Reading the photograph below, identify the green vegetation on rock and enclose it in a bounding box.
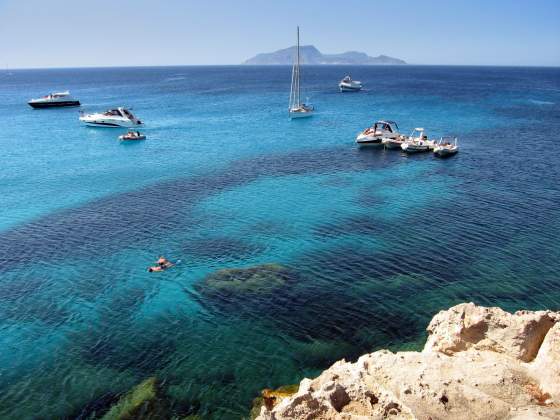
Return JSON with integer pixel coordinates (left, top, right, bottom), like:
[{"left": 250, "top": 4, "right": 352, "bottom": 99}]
[
  {"left": 101, "top": 377, "right": 158, "bottom": 420},
  {"left": 198, "top": 263, "right": 296, "bottom": 297},
  {"left": 250, "top": 383, "right": 300, "bottom": 419}
]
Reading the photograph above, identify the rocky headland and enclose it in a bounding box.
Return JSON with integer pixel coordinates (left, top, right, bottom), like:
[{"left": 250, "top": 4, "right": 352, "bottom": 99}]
[{"left": 255, "top": 303, "right": 560, "bottom": 419}]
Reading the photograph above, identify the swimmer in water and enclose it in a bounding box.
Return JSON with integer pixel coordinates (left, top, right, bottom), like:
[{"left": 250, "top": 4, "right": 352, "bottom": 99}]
[{"left": 148, "top": 256, "right": 174, "bottom": 272}]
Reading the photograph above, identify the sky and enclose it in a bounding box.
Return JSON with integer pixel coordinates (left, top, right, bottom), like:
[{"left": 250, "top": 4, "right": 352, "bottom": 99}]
[{"left": 0, "top": 0, "right": 559, "bottom": 68}]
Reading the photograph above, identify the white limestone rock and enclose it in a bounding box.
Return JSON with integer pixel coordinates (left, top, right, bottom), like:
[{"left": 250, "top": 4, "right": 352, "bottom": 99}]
[{"left": 256, "top": 303, "right": 560, "bottom": 420}]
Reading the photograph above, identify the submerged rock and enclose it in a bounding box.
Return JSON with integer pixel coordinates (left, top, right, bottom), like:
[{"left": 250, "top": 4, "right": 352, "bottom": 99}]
[
  {"left": 256, "top": 303, "right": 560, "bottom": 420},
  {"left": 196, "top": 263, "right": 297, "bottom": 299},
  {"left": 101, "top": 377, "right": 165, "bottom": 420}
]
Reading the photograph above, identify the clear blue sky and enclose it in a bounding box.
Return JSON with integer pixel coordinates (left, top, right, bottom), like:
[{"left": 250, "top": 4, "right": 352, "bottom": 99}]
[{"left": 1, "top": 0, "right": 559, "bottom": 68}]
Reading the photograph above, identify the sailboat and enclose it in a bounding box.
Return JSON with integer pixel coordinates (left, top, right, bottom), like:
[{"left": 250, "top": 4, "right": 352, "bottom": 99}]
[{"left": 289, "top": 26, "right": 314, "bottom": 119}]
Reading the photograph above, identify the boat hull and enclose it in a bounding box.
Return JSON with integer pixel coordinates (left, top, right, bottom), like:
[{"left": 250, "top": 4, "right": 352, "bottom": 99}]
[
  {"left": 356, "top": 132, "right": 383, "bottom": 145},
  {"left": 434, "top": 148, "right": 458, "bottom": 157},
  {"left": 382, "top": 140, "right": 404, "bottom": 149},
  {"left": 401, "top": 143, "right": 430, "bottom": 153},
  {"left": 119, "top": 135, "right": 146, "bottom": 141},
  {"left": 289, "top": 111, "right": 313, "bottom": 119},
  {"left": 28, "top": 101, "right": 80, "bottom": 109},
  {"left": 356, "top": 137, "right": 382, "bottom": 145},
  {"left": 339, "top": 85, "right": 362, "bottom": 92},
  {"left": 80, "top": 118, "right": 142, "bottom": 128}
]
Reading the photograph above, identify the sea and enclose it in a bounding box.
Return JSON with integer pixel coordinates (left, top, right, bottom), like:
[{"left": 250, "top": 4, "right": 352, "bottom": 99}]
[{"left": 0, "top": 65, "right": 559, "bottom": 419}]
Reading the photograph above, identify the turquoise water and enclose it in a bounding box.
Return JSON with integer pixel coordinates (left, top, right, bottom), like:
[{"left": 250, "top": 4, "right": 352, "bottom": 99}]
[{"left": 0, "top": 65, "right": 559, "bottom": 418}]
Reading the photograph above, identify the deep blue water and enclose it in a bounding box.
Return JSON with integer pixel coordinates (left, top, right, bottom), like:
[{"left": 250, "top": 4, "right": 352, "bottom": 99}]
[{"left": 0, "top": 65, "right": 559, "bottom": 419}]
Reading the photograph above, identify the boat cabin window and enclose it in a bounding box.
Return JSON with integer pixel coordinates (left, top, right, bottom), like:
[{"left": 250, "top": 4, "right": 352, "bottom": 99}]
[{"left": 375, "top": 123, "right": 392, "bottom": 132}]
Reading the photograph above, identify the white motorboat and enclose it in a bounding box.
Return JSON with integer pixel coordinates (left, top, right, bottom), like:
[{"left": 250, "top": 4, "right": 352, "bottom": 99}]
[
  {"left": 401, "top": 128, "right": 432, "bottom": 153},
  {"left": 356, "top": 120, "right": 399, "bottom": 145},
  {"left": 119, "top": 130, "right": 146, "bottom": 141},
  {"left": 401, "top": 128, "right": 439, "bottom": 153},
  {"left": 339, "top": 75, "right": 362, "bottom": 92},
  {"left": 28, "top": 91, "right": 80, "bottom": 108},
  {"left": 80, "top": 107, "right": 143, "bottom": 127},
  {"left": 433, "top": 137, "right": 459, "bottom": 157},
  {"left": 289, "top": 26, "right": 313, "bottom": 119}
]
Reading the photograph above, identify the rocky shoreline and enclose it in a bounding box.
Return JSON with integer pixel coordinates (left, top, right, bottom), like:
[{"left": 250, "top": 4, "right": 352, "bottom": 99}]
[{"left": 255, "top": 303, "right": 560, "bottom": 419}]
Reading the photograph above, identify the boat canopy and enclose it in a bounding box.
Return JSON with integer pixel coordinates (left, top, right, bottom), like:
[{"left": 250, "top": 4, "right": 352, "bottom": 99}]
[{"left": 376, "top": 120, "right": 399, "bottom": 130}]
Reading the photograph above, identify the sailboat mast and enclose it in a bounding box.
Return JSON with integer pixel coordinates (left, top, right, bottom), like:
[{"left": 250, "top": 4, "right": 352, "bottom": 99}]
[{"left": 296, "top": 26, "right": 301, "bottom": 106}]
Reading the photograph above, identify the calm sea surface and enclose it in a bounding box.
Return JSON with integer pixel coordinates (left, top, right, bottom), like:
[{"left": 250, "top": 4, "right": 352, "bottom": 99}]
[{"left": 0, "top": 65, "right": 559, "bottom": 419}]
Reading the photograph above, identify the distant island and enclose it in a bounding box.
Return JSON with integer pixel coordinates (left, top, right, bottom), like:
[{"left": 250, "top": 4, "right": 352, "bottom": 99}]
[{"left": 243, "top": 45, "right": 406, "bottom": 65}]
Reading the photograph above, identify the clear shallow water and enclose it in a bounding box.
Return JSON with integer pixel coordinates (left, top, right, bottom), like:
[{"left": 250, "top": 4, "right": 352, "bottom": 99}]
[{"left": 0, "top": 65, "right": 559, "bottom": 419}]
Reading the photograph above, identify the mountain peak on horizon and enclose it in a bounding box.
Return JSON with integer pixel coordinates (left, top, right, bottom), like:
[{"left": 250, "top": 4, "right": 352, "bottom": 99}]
[{"left": 243, "top": 45, "right": 406, "bottom": 65}]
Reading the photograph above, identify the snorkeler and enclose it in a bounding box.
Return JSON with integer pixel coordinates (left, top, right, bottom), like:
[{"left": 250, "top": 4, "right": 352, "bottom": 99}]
[{"left": 148, "top": 256, "right": 174, "bottom": 272}]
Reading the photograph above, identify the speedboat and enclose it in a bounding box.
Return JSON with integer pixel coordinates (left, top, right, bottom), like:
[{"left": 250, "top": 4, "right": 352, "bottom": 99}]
[
  {"left": 433, "top": 137, "right": 459, "bottom": 157},
  {"left": 119, "top": 130, "right": 146, "bottom": 141},
  {"left": 28, "top": 91, "right": 80, "bottom": 108},
  {"left": 356, "top": 120, "right": 400, "bottom": 145},
  {"left": 401, "top": 128, "right": 432, "bottom": 153},
  {"left": 339, "top": 75, "right": 362, "bottom": 92},
  {"left": 79, "top": 107, "right": 143, "bottom": 127}
]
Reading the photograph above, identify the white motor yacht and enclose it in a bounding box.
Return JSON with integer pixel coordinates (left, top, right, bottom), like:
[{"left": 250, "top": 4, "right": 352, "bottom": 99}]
[
  {"left": 28, "top": 91, "right": 80, "bottom": 108},
  {"left": 433, "top": 137, "right": 459, "bottom": 157},
  {"left": 79, "top": 107, "right": 143, "bottom": 127},
  {"left": 356, "top": 120, "right": 399, "bottom": 145},
  {"left": 401, "top": 128, "right": 433, "bottom": 153},
  {"left": 339, "top": 75, "right": 362, "bottom": 92},
  {"left": 289, "top": 27, "right": 314, "bottom": 119}
]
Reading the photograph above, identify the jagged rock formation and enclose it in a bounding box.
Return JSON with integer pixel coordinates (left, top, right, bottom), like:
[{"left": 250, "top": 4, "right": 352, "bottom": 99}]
[
  {"left": 243, "top": 45, "right": 406, "bottom": 65},
  {"left": 256, "top": 303, "right": 560, "bottom": 419}
]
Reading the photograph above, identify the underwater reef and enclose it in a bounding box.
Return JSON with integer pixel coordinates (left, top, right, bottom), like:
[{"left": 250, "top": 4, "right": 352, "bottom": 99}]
[{"left": 195, "top": 263, "right": 297, "bottom": 298}]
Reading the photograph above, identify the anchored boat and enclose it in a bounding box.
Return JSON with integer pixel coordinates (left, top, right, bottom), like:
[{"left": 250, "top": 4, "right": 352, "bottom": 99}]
[
  {"left": 433, "top": 137, "right": 459, "bottom": 157},
  {"left": 80, "top": 107, "right": 143, "bottom": 127},
  {"left": 119, "top": 130, "right": 146, "bottom": 141},
  {"left": 339, "top": 75, "right": 362, "bottom": 92},
  {"left": 356, "top": 120, "right": 400, "bottom": 145},
  {"left": 28, "top": 91, "right": 80, "bottom": 108},
  {"left": 401, "top": 128, "right": 433, "bottom": 153},
  {"left": 289, "top": 26, "right": 313, "bottom": 119}
]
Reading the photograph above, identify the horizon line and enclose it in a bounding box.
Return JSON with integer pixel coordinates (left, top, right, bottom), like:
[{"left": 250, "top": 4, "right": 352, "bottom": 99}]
[{"left": 4, "top": 63, "right": 560, "bottom": 71}]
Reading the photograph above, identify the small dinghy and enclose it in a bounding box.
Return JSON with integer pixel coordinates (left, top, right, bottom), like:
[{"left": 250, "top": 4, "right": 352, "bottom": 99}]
[
  {"left": 433, "top": 137, "right": 459, "bottom": 157},
  {"left": 119, "top": 130, "right": 146, "bottom": 141}
]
